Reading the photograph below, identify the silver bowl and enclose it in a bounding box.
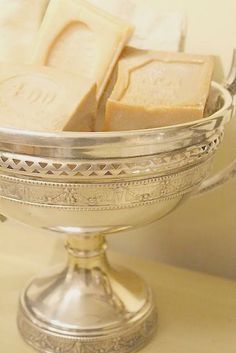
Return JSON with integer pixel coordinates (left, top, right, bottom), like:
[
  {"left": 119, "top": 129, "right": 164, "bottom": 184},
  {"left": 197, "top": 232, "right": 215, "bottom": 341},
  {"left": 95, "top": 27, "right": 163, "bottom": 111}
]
[{"left": 0, "top": 53, "right": 236, "bottom": 353}]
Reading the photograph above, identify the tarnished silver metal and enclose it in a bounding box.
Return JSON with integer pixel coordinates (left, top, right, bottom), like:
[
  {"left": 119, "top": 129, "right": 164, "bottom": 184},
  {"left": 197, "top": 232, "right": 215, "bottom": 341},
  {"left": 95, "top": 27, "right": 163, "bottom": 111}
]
[{"left": 0, "top": 80, "right": 235, "bottom": 353}]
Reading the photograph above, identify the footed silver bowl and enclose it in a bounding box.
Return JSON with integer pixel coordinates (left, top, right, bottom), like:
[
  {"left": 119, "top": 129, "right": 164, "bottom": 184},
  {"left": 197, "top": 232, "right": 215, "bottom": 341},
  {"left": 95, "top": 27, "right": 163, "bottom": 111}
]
[{"left": 0, "top": 52, "right": 236, "bottom": 353}]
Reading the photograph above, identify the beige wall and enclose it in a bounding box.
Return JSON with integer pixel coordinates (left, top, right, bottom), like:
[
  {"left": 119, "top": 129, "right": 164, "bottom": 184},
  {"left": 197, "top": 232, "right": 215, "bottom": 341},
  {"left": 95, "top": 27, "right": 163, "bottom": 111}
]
[{"left": 109, "top": 0, "right": 236, "bottom": 279}]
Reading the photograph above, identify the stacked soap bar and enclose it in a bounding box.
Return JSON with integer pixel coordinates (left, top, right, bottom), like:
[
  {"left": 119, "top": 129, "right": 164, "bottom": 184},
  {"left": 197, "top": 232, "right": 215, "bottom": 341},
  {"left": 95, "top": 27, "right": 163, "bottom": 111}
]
[
  {"left": 0, "top": 0, "right": 49, "bottom": 64},
  {"left": 89, "top": 0, "right": 185, "bottom": 52},
  {"left": 0, "top": 0, "right": 133, "bottom": 132},
  {"left": 0, "top": 64, "right": 96, "bottom": 131},
  {"left": 31, "top": 0, "right": 133, "bottom": 100},
  {"left": 0, "top": 0, "right": 214, "bottom": 133},
  {"left": 104, "top": 49, "right": 214, "bottom": 131}
]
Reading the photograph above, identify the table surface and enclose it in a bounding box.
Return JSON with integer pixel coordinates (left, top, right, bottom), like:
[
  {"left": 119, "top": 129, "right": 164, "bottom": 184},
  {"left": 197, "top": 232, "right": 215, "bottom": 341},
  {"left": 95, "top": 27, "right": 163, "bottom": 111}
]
[{"left": 0, "top": 219, "right": 236, "bottom": 352}]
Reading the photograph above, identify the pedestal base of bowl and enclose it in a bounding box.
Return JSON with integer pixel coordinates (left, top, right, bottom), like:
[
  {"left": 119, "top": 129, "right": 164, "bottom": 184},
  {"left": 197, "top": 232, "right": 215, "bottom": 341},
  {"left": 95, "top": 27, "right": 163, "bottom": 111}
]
[{"left": 17, "top": 235, "right": 157, "bottom": 353}]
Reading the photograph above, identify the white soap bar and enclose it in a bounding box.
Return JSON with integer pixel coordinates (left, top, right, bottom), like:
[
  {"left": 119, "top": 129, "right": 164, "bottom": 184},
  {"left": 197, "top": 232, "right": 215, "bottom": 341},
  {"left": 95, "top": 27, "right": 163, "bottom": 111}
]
[
  {"left": 131, "top": 7, "right": 185, "bottom": 51},
  {"left": 89, "top": 0, "right": 185, "bottom": 51},
  {"left": 0, "top": 64, "right": 96, "bottom": 132},
  {"left": 0, "top": 0, "right": 49, "bottom": 64},
  {"left": 32, "top": 0, "right": 133, "bottom": 100}
]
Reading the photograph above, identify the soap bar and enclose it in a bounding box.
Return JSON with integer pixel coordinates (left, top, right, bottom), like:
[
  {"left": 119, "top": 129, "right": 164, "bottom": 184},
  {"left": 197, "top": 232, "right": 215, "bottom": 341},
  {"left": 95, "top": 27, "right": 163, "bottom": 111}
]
[
  {"left": 89, "top": 0, "right": 135, "bottom": 22},
  {"left": 95, "top": 65, "right": 118, "bottom": 131},
  {"left": 0, "top": 0, "right": 49, "bottom": 64},
  {"left": 130, "top": 8, "right": 185, "bottom": 52},
  {"left": 104, "top": 50, "right": 214, "bottom": 131},
  {"left": 89, "top": 0, "right": 184, "bottom": 51},
  {"left": 31, "top": 0, "right": 133, "bottom": 100},
  {"left": 0, "top": 64, "right": 96, "bottom": 132}
]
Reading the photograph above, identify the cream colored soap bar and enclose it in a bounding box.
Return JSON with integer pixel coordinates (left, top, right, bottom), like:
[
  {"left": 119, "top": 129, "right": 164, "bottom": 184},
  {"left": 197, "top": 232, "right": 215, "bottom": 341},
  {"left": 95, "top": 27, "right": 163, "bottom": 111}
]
[
  {"left": 0, "top": 0, "right": 49, "bottom": 64},
  {"left": 104, "top": 50, "right": 214, "bottom": 131},
  {"left": 31, "top": 0, "right": 133, "bottom": 100},
  {"left": 0, "top": 64, "right": 96, "bottom": 132}
]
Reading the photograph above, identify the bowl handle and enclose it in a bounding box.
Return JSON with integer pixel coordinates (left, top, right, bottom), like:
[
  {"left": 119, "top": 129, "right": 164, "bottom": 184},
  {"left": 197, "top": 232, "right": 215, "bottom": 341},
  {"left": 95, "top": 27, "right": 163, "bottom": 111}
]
[
  {"left": 196, "top": 49, "right": 236, "bottom": 195},
  {"left": 0, "top": 214, "right": 7, "bottom": 223}
]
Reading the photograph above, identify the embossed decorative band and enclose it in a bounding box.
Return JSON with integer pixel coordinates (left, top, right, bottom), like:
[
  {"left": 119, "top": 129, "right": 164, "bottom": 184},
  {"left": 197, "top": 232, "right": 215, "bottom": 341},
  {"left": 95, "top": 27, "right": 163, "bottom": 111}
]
[
  {"left": 0, "top": 159, "right": 212, "bottom": 210},
  {"left": 17, "top": 304, "right": 157, "bottom": 353},
  {"left": 0, "top": 132, "right": 222, "bottom": 179}
]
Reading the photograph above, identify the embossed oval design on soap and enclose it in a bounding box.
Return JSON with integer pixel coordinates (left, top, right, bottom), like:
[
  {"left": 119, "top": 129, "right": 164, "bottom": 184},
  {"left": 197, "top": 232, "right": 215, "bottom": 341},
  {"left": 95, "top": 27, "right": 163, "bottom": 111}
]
[
  {"left": 0, "top": 74, "right": 65, "bottom": 118},
  {"left": 47, "top": 22, "right": 97, "bottom": 79}
]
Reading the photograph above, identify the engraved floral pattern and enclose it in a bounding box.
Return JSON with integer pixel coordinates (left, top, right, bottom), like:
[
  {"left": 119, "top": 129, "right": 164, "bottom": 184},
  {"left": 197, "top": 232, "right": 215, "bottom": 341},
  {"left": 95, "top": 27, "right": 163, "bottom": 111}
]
[
  {"left": 17, "top": 308, "right": 157, "bottom": 353},
  {"left": 0, "top": 159, "right": 212, "bottom": 210}
]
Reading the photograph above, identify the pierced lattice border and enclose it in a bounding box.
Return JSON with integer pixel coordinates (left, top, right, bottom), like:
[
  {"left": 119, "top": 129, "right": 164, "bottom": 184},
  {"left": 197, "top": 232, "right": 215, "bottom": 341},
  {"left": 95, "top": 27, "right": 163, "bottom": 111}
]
[{"left": 0, "top": 133, "right": 223, "bottom": 179}]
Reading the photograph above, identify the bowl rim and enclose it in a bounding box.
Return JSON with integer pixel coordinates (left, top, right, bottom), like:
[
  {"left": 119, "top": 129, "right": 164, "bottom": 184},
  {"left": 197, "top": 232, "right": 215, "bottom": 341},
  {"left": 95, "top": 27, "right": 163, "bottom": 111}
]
[{"left": 0, "top": 81, "right": 232, "bottom": 147}]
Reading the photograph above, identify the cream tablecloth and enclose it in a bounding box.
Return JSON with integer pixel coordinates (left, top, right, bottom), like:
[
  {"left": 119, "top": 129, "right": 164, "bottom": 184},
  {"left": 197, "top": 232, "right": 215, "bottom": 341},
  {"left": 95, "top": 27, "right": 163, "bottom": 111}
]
[{"left": 0, "top": 219, "right": 236, "bottom": 352}]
